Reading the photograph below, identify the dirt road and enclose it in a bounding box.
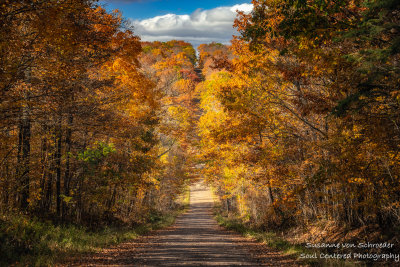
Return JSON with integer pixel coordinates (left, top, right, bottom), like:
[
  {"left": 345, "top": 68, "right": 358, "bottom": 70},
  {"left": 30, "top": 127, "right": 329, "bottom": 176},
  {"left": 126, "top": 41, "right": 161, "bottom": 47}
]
[{"left": 75, "top": 181, "right": 298, "bottom": 266}]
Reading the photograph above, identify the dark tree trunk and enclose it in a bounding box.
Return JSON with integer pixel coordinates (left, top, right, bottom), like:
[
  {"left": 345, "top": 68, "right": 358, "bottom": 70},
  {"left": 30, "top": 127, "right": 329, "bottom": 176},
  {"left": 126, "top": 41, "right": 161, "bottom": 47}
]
[
  {"left": 62, "top": 114, "right": 73, "bottom": 220},
  {"left": 39, "top": 127, "right": 48, "bottom": 212},
  {"left": 44, "top": 151, "right": 54, "bottom": 212},
  {"left": 17, "top": 102, "right": 31, "bottom": 210},
  {"left": 55, "top": 119, "right": 62, "bottom": 218},
  {"left": 267, "top": 183, "right": 274, "bottom": 205}
]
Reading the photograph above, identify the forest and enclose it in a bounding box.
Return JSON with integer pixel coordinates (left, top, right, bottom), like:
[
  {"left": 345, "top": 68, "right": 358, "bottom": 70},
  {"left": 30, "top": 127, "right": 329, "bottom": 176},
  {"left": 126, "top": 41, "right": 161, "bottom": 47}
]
[
  {"left": 200, "top": 0, "right": 400, "bottom": 230},
  {"left": 1, "top": 0, "right": 399, "bottom": 265}
]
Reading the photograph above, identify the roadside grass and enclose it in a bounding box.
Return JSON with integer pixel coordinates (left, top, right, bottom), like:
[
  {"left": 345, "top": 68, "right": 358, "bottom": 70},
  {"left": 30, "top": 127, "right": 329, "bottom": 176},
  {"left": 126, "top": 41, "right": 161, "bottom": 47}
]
[
  {"left": 0, "top": 186, "right": 190, "bottom": 267},
  {"left": 213, "top": 211, "right": 318, "bottom": 265},
  {"left": 177, "top": 182, "right": 191, "bottom": 211},
  {"left": 213, "top": 206, "right": 366, "bottom": 267}
]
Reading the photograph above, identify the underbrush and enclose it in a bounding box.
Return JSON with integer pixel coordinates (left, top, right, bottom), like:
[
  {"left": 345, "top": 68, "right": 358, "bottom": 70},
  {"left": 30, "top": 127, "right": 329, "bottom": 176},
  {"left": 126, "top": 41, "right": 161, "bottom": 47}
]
[
  {"left": 213, "top": 210, "right": 319, "bottom": 266},
  {"left": 0, "top": 189, "right": 190, "bottom": 267},
  {"left": 213, "top": 207, "right": 380, "bottom": 266}
]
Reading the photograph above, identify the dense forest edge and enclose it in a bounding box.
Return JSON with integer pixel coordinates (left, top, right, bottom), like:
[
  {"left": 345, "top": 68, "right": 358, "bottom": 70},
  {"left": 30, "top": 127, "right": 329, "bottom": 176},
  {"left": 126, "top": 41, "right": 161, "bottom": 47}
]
[{"left": 1, "top": 0, "right": 400, "bottom": 265}]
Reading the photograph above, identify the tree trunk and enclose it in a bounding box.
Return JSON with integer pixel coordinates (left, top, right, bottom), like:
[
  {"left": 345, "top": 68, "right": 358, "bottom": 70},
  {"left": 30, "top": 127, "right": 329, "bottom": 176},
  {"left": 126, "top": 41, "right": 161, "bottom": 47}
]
[
  {"left": 266, "top": 182, "right": 274, "bottom": 205},
  {"left": 16, "top": 98, "right": 31, "bottom": 210},
  {"left": 39, "top": 127, "right": 48, "bottom": 212},
  {"left": 55, "top": 119, "right": 62, "bottom": 218},
  {"left": 62, "top": 114, "right": 73, "bottom": 220}
]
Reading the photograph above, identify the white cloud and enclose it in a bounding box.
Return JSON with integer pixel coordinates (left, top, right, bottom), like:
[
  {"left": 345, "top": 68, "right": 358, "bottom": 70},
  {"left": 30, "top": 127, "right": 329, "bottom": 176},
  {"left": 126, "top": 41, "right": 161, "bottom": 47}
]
[{"left": 129, "top": 3, "right": 253, "bottom": 48}]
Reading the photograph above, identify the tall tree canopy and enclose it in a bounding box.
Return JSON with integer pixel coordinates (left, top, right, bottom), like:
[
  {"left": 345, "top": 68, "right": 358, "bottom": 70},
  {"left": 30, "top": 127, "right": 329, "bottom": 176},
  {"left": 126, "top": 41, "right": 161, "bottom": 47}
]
[{"left": 197, "top": 0, "right": 400, "bottom": 229}]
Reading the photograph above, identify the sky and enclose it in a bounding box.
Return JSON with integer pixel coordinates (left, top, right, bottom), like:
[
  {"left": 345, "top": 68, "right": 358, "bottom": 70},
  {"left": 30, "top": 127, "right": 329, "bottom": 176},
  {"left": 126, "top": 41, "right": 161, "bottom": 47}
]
[{"left": 101, "top": 0, "right": 253, "bottom": 48}]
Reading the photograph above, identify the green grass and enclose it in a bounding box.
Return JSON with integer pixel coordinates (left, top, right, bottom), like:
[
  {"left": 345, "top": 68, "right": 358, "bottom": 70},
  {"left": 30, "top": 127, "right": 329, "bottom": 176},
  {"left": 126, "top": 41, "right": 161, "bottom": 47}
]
[
  {"left": 0, "top": 189, "right": 190, "bottom": 267},
  {"left": 0, "top": 212, "right": 179, "bottom": 266}
]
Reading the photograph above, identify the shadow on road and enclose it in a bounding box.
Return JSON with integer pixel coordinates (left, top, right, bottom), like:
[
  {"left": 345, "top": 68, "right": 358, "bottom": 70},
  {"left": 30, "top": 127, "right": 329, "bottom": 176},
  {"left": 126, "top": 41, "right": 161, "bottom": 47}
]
[{"left": 72, "top": 181, "right": 299, "bottom": 266}]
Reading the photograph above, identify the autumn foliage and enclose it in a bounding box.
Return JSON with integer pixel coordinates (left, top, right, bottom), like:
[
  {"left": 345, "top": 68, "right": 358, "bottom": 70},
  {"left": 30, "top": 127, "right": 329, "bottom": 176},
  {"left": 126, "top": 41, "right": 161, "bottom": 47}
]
[
  {"left": 0, "top": 1, "right": 194, "bottom": 228},
  {"left": 1, "top": 0, "right": 399, "bottom": 263},
  {"left": 197, "top": 0, "right": 400, "bottom": 232}
]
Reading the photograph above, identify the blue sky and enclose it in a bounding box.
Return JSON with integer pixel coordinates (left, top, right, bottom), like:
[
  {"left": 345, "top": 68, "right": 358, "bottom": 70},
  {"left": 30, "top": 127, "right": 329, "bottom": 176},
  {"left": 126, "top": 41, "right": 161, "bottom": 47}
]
[
  {"left": 102, "top": 0, "right": 251, "bottom": 20},
  {"left": 101, "top": 0, "right": 253, "bottom": 47}
]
